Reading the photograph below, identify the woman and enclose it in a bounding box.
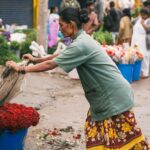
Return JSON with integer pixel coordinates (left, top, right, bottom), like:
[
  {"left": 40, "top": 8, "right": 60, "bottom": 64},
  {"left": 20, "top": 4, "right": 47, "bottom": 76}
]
[
  {"left": 7, "top": 8, "right": 149, "bottom": 149},
  {"left": 131, "top": 8, "right": 150, "bottom": 78},
  {"left": 118, "top": 8, "right": 132, "bottom": 47}
]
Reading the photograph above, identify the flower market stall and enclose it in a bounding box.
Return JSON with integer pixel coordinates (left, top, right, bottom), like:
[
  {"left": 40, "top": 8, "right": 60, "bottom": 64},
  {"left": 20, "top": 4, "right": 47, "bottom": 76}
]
[{"left": 102, "top": 44, "right": 143, "bottom": 83}]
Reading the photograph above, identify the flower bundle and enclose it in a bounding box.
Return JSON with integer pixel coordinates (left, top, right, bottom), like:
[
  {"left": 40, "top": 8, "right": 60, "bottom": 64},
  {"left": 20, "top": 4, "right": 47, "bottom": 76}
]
[
  {"left": 0, "top": 103, "right": 40, "bottom": 132},
  {"left": 102, "top": 45, "right": 143, "bottom": 64}
]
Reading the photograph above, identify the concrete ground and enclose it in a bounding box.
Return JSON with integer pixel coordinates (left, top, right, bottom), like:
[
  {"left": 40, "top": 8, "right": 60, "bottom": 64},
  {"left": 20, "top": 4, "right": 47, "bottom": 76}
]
[{"left": 1, "top": 68, "right": 150, "bottom": 149}]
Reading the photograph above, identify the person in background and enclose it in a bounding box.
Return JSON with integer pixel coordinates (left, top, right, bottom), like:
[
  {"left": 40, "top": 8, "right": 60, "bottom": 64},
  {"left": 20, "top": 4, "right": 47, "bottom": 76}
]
[
  {"left": 143, "top": 0, "right": 150, "bottom": 11},
  {"left": 95, "top": 0, "right": 105, "bottom": 22},
  {"left": 7, "top": 7, "right": 149, "bottom": 150},
  {"left": 82, "top": 0, "right": 100, "bottom": 35},
  {"left": 118, "top": 8, "right": 132, "bottom": 47},
  {"left": 60, "top": 0, "right": 80, "bottom": 11},
  {"left": 108, "top": 1, "right": 121, "bottom": 44},
  {"left": 103, "top": 7, "right": 113, "bottom": 32},
  {"left": 131, "top": 8, "right": 150, "bottom": 78},
  {"left": 47, "top": 6, "right": 59, "bottom": 48}
]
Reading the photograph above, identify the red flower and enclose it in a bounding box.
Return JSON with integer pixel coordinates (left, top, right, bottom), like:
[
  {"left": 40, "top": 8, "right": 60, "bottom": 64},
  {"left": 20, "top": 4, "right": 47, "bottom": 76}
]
[
  {"left": 106, "top": 50, "right": 115, "bottom": 57},
  {"left": 0, "top": 103, "right": 40, "bottom": 132}
]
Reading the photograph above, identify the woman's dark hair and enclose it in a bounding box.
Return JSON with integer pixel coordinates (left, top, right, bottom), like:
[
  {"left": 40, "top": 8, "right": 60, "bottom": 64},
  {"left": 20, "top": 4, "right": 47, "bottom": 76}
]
[
  {"left": 140, "top": 8, "right": 150, "bottom": 16},
  {"left": 60, "top": 7, "right": 89, "bottom": 29},
  {"left": 123, "top": 8, "right": 131, "bottom": 19}
]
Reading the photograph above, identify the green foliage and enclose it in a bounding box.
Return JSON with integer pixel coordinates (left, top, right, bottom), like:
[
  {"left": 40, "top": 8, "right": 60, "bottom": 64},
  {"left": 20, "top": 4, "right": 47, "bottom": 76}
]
[
  {"left": 0, "top": 35, "right": 21, "bottom": 65},
  {"left": 19, "top": 29, "right": 37, "bottom": 57},
  {"left": 0, "top": 29, "right": 37, "bottom": 65},
  {"left": 131, "top": 7, "right": 141, "bottom": 18},
  {"left": 93, "top": 28, "right": 113, "bottom": 45},
  {"left": 0, "top": 35, "right": 9, "bottom": 51},
  {"left": 10, "top": 41, "right": 20, "bottom": 51},
  {"left": 0, "top": 44, "right": 20, "bottom": 65},
  {"left": 0, "top": 35, "right": 6, "bottom": 44},
  {"left": 20, "top": 39, "right": 32, "bottom": 57},
  {"left": 104, "top": 32, "right": 113, "bottom": 45},
  {"left": 48, "top": 45, "right": 57, "bottom": 54}
]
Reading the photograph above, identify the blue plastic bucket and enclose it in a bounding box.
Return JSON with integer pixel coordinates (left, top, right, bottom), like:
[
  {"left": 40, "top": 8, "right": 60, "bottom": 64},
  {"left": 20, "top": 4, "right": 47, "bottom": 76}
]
[
  {"left": 117, "top": 64, "right": 134, "bottom": 83},
  {"left": 133, "top": 61, "right": 142, "bottom": 81},
  {"left": 0, "top": 128, "right": 28, "bottom": 150}
]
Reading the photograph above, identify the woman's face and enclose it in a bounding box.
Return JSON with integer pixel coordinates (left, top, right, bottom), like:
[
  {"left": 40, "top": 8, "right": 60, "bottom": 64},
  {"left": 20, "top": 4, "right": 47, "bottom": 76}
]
[{"left": 59, "top": 17, "right": 75, "bottom": 37}]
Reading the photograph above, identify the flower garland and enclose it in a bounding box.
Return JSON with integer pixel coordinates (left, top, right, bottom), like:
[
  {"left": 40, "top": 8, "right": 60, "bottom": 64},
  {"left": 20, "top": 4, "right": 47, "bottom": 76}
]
[{"left": 0, "top": 103, "right": 40, "bottom": 132}]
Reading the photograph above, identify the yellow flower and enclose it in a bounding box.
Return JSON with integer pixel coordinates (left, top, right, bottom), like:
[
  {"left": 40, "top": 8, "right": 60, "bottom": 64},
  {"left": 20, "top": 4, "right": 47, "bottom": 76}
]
[
  {"left": 104, "top": 120, "right": 108, "bottom": 128},
  {"left": 88, "top": 127, "right": 97, "bottom": 138},
  {"left": 85, "top": 121, "right": 89, "bottom": 130},
  {"left": 108, "top": 128, "right": 117, "bottom": 139},
  {"left": 101, "top": 127, "right": 105, "bottom": 136},
  {"left": 108, "top": 128, "right": 114, "bottom": 138},
  {"left": 88, "top": 111, "right": 91, "bottom": 116},
  {"left": 133, "top": 143, "right": 143, "bottom": 150},
  {"left": 122, "top": 122, "right": 132, "bottom": 132}
]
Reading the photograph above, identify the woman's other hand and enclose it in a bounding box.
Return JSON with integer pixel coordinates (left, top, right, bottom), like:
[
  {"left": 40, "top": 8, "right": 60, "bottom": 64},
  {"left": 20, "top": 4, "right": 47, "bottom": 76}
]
[
  {"left": 23, "top": 54, "right": 35, "bottom": 62},
  {"left": 6, "top": 61, "right": 20, "bottom": 72}
]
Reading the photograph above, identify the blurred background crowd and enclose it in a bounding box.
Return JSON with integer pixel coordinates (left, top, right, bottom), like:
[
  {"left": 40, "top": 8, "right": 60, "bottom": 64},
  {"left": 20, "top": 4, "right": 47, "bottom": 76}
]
[
  {"left": 0, "top": 0, "right": 150, "bottom": 78},
  {"left": 46, "top": 0, "right": 150, "bottom": 78}
]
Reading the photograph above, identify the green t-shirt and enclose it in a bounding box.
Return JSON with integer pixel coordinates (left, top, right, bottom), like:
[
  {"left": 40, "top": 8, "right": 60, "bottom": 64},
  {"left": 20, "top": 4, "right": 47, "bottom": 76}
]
[{"left": 54, "top": 30, "right": 134, "bottom": 121}]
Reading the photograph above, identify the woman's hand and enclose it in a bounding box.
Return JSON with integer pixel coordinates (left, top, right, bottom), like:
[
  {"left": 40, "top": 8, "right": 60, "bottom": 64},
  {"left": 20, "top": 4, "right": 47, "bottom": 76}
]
[
  {"left": 23, "top": 54, "right": 35, "bottom": 62},
  {"left": 6, "top": 61, "right": 20, "bottom": 72}
]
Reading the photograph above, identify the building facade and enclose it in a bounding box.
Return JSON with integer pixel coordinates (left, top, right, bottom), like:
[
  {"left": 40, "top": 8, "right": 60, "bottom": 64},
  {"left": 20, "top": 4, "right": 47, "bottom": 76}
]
[
  {"left": 0, "top": 0, "right": 38, "bottom": 28},
  {"left": 0, "top": 0, "right": 142, "bottom": 28}
]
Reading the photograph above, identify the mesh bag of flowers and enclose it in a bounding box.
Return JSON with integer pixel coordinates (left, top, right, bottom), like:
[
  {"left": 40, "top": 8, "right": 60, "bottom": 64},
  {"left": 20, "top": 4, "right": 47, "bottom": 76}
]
[{"left": 0, "top": 103, "right": 40, "bottom": 132}]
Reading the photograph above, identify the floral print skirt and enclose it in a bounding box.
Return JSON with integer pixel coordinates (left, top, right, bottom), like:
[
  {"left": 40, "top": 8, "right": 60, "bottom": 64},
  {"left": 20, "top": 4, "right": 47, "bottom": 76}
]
[{"left": 85, "top": 110, "right": 149, "bottom": 150}]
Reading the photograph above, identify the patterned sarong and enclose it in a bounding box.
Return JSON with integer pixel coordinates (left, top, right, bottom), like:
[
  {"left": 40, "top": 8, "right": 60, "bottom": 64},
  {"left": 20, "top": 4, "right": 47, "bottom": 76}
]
[{"left": 85, "top": 110, "right": 149, "bottom": 150}]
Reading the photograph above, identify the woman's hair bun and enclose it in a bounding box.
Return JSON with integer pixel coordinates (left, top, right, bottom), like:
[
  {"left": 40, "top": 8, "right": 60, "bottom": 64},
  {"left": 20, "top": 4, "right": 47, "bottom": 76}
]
[{"left": 79, "top": 9, "right": 89, "bottom": 24}]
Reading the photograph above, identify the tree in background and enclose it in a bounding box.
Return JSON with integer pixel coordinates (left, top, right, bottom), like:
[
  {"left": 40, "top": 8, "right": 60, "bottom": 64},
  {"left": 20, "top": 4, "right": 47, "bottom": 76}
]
[{"left": 37, "top": 0, "right": 49, "bottom": 51}]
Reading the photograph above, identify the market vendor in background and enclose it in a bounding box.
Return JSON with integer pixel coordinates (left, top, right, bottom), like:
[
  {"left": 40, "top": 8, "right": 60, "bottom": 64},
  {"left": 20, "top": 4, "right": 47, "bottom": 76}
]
[
  {"left": 7, "top": 7, "right": 149, "bottom": 150},
  {"left": 118, "top": 8, "right": 132, "bottom": 47},
  {"left": 95, "top": 0, "right": 105, "bottom": 22},
  {"left": 108, "top": 1, "right": 121, "bottom": 44},
  {"left": 144, "top": 0, "right": 150, "bottom": 11},
  {"left": 47, "top": 6, "right": 59, "bottom": 48},
  {"left": 131, "top": 8, "right": 150, "bottom": 78},
  {"left": 82, "top": 0, "right": 100, "bottom": 35}
]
